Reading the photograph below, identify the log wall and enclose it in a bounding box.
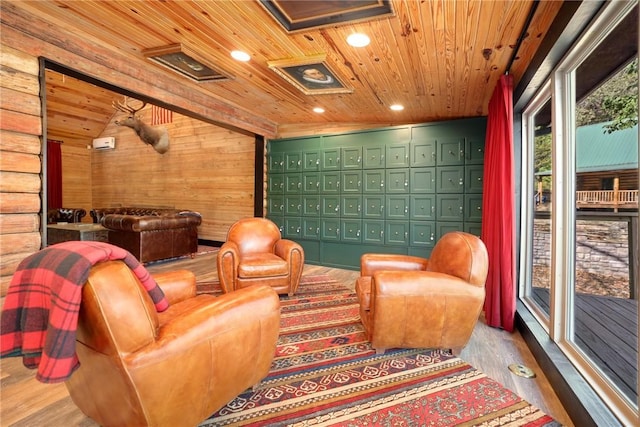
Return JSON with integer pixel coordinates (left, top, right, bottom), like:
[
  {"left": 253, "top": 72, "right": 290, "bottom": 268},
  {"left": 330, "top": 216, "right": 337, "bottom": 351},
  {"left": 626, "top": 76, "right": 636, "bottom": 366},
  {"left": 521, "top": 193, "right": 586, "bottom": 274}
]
[
  {"left": 577, "top": 170, "right": 638, "bottom": 191},
  {"left": 0, "top": 45, "right": 42, "bottom": 294}
]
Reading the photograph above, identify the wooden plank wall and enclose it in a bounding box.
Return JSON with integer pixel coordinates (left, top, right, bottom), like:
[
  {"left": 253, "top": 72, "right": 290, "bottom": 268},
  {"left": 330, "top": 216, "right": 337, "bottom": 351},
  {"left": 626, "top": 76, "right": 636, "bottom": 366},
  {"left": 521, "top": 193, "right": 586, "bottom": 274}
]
[
  {"left": 92, "top": 107, "right": 255, "bottom": 241},
  {"left": 45, "top": 105, "right": 259, "bottom": 236},
  {"left": 0, "top": 45, "right": 43, "bottom": 293},
  {"left": 59, "top": 144, "right": 93, "bottom": 218}
]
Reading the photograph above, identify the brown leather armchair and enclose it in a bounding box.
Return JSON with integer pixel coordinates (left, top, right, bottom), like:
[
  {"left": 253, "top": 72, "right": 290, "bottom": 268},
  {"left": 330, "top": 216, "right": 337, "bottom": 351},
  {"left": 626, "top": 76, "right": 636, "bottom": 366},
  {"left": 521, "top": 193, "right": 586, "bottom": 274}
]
[
  {"left": 47, "top": 207, "right": 87, "bottom": 224},
  {"left": 355, "top": 231, "right": 489, "bottom": 355},
  {"left": 217, "top": 217, "right": 304, "bottom": 296},
  {"left": 65, "top": 260, "right": 281, "bottom": 427}
]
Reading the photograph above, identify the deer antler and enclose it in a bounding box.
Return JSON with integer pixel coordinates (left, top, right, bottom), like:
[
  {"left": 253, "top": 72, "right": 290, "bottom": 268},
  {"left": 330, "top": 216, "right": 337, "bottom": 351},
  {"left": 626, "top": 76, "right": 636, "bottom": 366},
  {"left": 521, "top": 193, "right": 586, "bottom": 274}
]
[
  {"left": 112, "top": 96, "right": 169, "bottom": 154},
  {"left": 112, "top": 96, "right": 147, "bottom": 116}
]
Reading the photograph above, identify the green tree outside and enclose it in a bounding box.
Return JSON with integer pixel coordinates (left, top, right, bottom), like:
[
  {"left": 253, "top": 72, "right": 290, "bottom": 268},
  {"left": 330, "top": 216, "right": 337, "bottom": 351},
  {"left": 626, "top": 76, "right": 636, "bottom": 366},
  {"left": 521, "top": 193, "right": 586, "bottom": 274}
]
[{"left": 576, "top": 58, "right": 638, "bottom": 132}]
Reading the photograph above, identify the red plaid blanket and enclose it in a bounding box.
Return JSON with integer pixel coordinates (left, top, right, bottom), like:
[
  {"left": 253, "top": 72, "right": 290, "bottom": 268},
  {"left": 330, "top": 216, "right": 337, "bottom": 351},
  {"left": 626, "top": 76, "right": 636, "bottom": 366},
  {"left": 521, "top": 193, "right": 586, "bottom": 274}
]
[{"left": 0, "top": 241, "right": 169, "bottom": 383}]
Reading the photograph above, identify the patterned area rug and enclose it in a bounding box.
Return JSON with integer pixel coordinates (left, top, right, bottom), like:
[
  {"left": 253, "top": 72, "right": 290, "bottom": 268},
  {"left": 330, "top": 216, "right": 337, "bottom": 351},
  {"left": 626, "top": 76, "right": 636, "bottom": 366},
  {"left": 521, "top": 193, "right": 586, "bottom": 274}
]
[
  {"left": 196, "top": 274, "right": 348, "bottom": 296},
  {"left": 199, "top": 278, "right": 560, "bottom": 426}
]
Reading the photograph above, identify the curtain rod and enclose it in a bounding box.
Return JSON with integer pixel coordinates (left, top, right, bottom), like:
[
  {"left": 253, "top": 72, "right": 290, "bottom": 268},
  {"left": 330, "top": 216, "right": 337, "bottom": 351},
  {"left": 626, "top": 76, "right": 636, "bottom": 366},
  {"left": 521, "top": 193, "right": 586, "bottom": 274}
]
[{"left": 505, "top": 0, "right": 540, "bottom": 75}]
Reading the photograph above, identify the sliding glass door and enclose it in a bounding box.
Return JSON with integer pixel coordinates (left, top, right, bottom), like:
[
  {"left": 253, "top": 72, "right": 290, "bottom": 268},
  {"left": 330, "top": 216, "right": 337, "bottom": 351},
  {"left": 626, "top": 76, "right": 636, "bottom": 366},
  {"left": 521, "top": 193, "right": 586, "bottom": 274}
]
[
  {"left": 520, "top": 2, "right": 638, "bottom": 424},
  {"left": 571, "top": 19, "right": 638, "bottom": 408}
]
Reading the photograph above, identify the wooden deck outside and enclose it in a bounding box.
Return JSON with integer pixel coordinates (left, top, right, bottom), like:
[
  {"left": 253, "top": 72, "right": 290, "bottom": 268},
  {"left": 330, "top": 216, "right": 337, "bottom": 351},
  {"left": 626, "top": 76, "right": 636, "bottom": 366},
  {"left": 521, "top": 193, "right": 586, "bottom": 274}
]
[
  {"left": 531, "top": 288, "right": 638, "bottom": 402},
  {"left": 535, "top": 190, "right": 638, "bottom": 211},
  {"left": 576, "top": 189, "right": 638, "bottom": 211}
]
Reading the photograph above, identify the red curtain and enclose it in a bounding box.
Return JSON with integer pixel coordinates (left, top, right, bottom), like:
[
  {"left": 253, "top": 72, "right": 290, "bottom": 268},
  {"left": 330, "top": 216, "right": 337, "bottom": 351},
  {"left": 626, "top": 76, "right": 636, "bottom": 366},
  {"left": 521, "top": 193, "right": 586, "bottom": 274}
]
[
  {"left": 47, "top": 139, "right": 63, "bottom": 210},
  {"left": 481, "top": 74, "right": 516, "bottom": 332}
]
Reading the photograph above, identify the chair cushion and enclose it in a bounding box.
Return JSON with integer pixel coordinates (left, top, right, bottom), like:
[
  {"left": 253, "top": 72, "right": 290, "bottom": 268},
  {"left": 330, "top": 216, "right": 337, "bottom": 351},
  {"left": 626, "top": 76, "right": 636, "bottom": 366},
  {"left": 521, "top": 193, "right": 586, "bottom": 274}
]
[
  {"left": 355, "top": 276, "right": 372, "bottom": 311},
  {"left": 238, "top": 254, "right": 288, "bottom": 278}
]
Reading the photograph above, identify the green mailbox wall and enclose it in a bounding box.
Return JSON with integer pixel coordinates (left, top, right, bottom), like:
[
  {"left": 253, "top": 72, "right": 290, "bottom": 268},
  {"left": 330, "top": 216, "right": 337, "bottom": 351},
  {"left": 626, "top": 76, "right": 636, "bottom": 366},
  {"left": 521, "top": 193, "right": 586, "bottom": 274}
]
[{"left": 267, "top": 117, "right": 487, "bottom": 270}]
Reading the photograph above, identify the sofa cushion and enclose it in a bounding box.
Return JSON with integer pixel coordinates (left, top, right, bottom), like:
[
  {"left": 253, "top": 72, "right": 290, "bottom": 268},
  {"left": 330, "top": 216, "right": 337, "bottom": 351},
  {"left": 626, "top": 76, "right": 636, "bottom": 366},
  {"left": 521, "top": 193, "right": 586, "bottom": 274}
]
[{"left": 238, "top": 254, "right": 288, "bottom": 278}]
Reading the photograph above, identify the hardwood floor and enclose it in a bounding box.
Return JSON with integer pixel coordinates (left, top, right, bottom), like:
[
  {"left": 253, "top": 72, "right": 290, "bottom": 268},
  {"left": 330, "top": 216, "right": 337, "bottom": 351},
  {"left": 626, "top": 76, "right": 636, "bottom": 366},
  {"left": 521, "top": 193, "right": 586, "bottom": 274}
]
[
  {"left": 0, "top": 252, "right": 573, "bottom": 426},
  {"left": 532, "top": 287, "right": 638, "bottom": 403}
]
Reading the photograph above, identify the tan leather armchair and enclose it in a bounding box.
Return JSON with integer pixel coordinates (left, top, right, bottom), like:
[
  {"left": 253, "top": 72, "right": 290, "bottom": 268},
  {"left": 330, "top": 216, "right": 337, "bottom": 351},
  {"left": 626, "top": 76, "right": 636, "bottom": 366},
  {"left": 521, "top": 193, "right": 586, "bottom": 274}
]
[
  {"left": 355, "top": 231, "right": 489, "bottom": 355},
  {"left": 65, "top": 260, "right": 281, "bottom": 427},
  {"left": 217, "top": 217, "right": 304, "bottom": 296}
]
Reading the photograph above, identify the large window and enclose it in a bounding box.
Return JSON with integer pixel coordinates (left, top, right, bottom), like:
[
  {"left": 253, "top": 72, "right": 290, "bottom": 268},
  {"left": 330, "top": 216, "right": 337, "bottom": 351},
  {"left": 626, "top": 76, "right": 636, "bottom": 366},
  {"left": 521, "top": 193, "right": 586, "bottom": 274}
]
[
  {"left": 521, "top": 91, "right": 553, "bottom": 324},
  {"left": 520, "top": 2, "right": 638, "bottom": 425}
]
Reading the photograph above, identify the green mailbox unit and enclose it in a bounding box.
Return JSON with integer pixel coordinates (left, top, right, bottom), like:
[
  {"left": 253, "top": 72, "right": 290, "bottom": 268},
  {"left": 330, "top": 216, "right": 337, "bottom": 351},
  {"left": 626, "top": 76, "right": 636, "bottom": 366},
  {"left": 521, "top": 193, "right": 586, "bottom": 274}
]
[{"left": 267, "top": 117, "right": 486, "bottom": 270}]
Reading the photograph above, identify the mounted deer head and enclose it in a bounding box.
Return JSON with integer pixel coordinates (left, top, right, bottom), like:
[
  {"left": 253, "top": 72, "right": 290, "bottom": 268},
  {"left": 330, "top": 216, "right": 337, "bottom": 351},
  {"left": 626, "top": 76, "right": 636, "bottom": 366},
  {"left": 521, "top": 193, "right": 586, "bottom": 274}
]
[{"left": 112, "top": 96, "right": 169, "bottom": 154}]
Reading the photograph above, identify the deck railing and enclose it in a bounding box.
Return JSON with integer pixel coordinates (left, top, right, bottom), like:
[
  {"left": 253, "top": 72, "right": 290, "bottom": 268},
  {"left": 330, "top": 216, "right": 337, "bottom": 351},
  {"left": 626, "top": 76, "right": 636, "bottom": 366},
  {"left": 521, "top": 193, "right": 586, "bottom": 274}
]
[{"left": 575, "top": 189, "right": 638, "bottom": 210}]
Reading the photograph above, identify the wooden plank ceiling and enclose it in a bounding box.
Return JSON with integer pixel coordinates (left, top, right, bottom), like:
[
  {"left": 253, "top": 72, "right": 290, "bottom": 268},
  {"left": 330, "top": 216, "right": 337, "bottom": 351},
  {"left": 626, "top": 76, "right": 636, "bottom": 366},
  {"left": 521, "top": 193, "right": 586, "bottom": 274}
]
[{"left": 9, "top": 0, "right": 563, "bottom": 144}]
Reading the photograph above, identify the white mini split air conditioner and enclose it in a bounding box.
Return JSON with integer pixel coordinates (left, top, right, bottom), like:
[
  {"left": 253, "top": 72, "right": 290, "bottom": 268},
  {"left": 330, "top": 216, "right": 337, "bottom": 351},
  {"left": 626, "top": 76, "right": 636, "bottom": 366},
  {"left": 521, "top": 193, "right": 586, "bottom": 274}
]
[{"left": 92, "top": 137, "right": 115, "bottom": 150}]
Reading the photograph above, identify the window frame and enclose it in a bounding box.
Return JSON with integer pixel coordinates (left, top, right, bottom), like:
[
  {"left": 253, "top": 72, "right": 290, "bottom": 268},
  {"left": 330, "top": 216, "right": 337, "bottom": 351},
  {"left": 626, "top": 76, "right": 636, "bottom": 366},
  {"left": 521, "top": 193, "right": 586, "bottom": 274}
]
[{"left": 519, "top": 82, "right": 553, "bottom": 331}]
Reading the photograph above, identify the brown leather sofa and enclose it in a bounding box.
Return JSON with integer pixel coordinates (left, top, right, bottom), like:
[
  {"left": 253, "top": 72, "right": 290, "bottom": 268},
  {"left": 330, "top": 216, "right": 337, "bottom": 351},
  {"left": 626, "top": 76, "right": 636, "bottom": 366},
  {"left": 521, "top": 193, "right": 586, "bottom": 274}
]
[
  {"left": 65, "top": 260, "right": 281, "bottom": 427},
  {"left": 355, "top": 231, "right": 489, "bottom": 355},
  {"left": 47, "top": 207, "right": 87, "bottom": 224},
  {"left": 217, "top": 217, "right": 304, "bottom": 296},
  {"left": 91, "top": 207, "right": 201, "bottom": 263}
]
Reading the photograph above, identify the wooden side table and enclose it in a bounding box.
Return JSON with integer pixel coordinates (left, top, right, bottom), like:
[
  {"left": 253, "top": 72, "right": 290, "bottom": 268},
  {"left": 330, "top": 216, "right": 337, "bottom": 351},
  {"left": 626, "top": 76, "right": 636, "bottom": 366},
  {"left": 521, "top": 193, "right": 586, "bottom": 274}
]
[{"left": 47, "top": 223, "right": 109, "bottom": 245}]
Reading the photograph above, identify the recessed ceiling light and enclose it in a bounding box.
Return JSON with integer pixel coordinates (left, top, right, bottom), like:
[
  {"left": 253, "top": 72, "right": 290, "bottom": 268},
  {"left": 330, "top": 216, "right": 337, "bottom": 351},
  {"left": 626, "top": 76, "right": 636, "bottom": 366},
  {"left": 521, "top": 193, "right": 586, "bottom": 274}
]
[
  {"left": 231, "top": 50, "right": 250, "bottom": 61},
  {"left": 390, "top": 104, "right": 404, "bottom": 111},
  {"left": 313, "top": 107, "right": 325, "bottom": 113},
  {"left": 347, "top": 33, "right": 370, "bottom": 47}
]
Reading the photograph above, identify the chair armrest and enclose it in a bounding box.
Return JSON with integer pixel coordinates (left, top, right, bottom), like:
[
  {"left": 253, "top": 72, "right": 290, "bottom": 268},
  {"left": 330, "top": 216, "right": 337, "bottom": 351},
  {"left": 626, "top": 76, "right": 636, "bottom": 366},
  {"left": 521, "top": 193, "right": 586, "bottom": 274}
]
[
  {"left": 274, "top": 239, "right": 305, "bottom": 295},
  {"left": 217, "top": 241, "right": 240, "bottom": 293},
  {"left": 73, "top": 208, "right": 87, "bottom": 222},
  {"left": 152, "top": 269, "right": 196, "bottom": 305},
  {"left": 274, "top": 239, "right": 303, "bottom": 262},
  {"left": 127, "top": 285, "right": 281, "bottom": 418},
  {"left": 360, "top": 253, "right": 428, "bottom": 277}
]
